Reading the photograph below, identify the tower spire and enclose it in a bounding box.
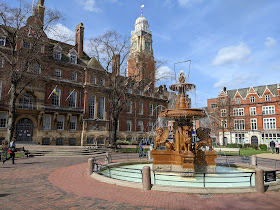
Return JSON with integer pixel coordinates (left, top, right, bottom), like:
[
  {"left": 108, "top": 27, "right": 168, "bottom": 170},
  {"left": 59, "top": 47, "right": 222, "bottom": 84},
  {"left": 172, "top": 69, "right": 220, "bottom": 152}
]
[{"left": 141, "top": 5, "right": 144, "bottom": 16}]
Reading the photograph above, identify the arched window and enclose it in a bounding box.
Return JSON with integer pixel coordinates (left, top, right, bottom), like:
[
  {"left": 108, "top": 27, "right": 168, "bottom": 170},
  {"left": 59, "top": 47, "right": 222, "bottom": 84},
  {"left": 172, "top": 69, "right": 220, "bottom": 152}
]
[{"left": 18, "top": 93, "right": 34, "bottom": 109}]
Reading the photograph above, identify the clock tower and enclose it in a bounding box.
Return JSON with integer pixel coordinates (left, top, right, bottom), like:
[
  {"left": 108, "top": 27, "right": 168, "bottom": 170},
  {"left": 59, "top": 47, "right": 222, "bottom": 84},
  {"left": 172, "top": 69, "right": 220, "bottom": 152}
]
[{"left": 127, "top": 6, "right": 155, "bottom": 84}]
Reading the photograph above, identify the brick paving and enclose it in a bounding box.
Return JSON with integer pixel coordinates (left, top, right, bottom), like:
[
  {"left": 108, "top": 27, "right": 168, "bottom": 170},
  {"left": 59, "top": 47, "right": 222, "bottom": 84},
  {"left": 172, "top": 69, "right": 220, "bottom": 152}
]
[{"left": 1, "top": 156, "right": 280, "bottom": 209}]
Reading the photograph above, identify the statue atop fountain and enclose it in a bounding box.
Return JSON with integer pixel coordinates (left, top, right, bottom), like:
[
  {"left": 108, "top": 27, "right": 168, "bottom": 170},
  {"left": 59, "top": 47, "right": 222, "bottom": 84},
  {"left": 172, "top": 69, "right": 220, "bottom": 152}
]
[{"left": 151, "top": 70, "right": 217, "bottom": 175}]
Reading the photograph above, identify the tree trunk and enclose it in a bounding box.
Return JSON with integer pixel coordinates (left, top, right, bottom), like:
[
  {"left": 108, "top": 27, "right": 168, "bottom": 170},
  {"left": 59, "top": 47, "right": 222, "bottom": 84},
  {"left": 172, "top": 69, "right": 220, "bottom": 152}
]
[
  {"left": 6, "top": 82, "right": 17, "bottom": 143},
  {"left": 112, "top": 117, "right": 118, "bottom": 150}
]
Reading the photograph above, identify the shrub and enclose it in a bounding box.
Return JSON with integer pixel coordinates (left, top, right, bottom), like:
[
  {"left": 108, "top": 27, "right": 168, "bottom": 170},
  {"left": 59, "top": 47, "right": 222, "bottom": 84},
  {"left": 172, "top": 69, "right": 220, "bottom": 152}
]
[
  {"left": 243, "top": 144, "right": 250, "bottom": 148},
  {"left": 237, "top": 144, "right": 243, "bottom": 148},
  {"left": 227, "top": 144, "right": 239, "bottom": 148},
  {"left": 251, "top": 144, "right": 258, "bottom": 150},
  {"left": 259, "top": 144, "right": 267, "bottom": 151},
  {"left": 116, "top": 140, "right": 130, "bottom": 145},
  {"left": 131, "top": 140, "right": 138, "bottom": 145}
]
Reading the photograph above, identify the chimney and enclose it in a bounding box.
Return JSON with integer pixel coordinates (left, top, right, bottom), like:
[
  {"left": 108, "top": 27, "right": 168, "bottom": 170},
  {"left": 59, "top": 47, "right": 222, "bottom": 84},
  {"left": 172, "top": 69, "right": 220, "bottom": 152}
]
[
  {"left": 75, "top": 23, "right": 84, "bottom": 58},
  {"left": 35, "top": 0, "right": 45, "bottom": 24},
  {"left": 277, "top": 84, "right": 280, "bottom": 96},
  {"left": 112, "top": 54, "right": 120, "bottom": 76}
]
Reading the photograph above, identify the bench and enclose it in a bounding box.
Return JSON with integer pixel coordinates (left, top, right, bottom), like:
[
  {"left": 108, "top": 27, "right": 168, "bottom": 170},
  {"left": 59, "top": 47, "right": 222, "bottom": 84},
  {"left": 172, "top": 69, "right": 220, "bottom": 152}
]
[
  {"left": 16, "top": 147, "right": 30, "bottom": 158},
  {"left": 241, "top": 156, "right": 250, "bottom": 163},
  {"left": 214, "top": 148, "right": 241, "bottom": 156}
]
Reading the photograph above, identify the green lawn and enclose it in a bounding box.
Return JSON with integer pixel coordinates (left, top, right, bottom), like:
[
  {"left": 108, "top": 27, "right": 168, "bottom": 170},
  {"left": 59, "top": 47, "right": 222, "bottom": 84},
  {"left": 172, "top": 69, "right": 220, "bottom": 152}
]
[
  {"left": 117, "top": 148, "right": 149, "bottom": 153},
  {"left": 220, "top": 148, "right": 272, "bottom": 157}
]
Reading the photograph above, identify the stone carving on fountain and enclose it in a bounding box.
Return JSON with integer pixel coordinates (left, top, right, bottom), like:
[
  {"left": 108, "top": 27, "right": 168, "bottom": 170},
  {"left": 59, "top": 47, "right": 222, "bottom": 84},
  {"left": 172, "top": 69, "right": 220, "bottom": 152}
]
[{"left": 151, "top": 70, "right": 217, "bottom": 176}]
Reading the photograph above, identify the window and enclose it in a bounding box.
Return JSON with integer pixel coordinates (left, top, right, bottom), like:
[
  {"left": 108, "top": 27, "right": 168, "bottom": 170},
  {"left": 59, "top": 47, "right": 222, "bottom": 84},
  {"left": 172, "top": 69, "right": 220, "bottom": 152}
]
[
  {"left": 263, "top": 118, "right": 276, "bottom": 130},
  {"left": 149, "top": 121, "right": 153, "bottom": 132},
  {"left": 0, "top": 57, "right": 4, "bottom": 68},
  {"left": 0, "top": 112, "right": 7, "bottom": 128},
  {"left": 251, "top": 119, "right": 257, "bottom": 130},
  {"left": 262, "top": 106, "right": 275, "bottom": 115},
  {"left": 55, "top": 69, "right": 61, "bottom": 77},
  {"left": 221, "top": 119, "right": 227, "bottom": 128},
  {"left": 91, "top": 76, "right": 96, "bottom": 84},
  {"left": 23, "top": 41, "right": 31, "bottom": 49},
  {"left": 250, "top": 107, "right": 256, "bottom": 116},
  {"left": 127, "top": 87, "right": 132, "bottom": 94},
  {"left": 69, "top": 91, "right": 77, "bottom": 107},
  {"left": 139, "top": 90, "right": 143, "bottom": 96},
  {"left": 235, "top": 98, "right": 241, "bottom": 104},
  {"left": 233, "top": 108, "right": 244, "bottom": 116},
  {"left": 43, "top": 114, "right": 51, "bottom": 130},
  {"left": 221, "top": 109, "right": 226, "bottom": 117},
  {"left": 149, "top": 104, "right": 153, "bottom": 116},
  {"left": 18, "top": 93, "right": 34, "bottom": 109},
  {"left": 149, "top": 92, "right": 153, "bottom": 97},
  {"left": 52, "top": 88, "right": 61, "bottom": 106},
  {"left": 234, "top": 119, "right": 245, "bottom": 130},
  {"left": 0, "top": 81, "right": 2, "bottom": 100},
  {"left": 221, "top": 99, "right": 225, "bottom": 104},
  {"left": 235, "top": 133, "right": 244, "bottom": 144},
  {"left": 126, "top": 120, "right": 132, "bottom": 132},
  {"left": 69, "top": 116, "right": 77, "bottom": 130},
  {"left": 70, "top": 72, "right": 77, "bottom": 81},
  {"left": 53, "top": 51, "right": 62, "bottom": 60},
  {"left": 69, "top": 54, "right": 77, "bottom": 64},
  {"left": 33, "top": 63, "right": 41, "bottom": 74},
  {"left": 0, "top": 36, "right": 6, "bottom": 46},
  {"left": 40, "top": 45, "right": 45, "bottom": 53},
  {"left": 265, "top": 95, "right": 271, "bottom": 102},
  {"left": 100, "top": 77, "right": 105, "bottom": 86},
  {"left": 138, "top": 120, "right": 143, "bottom": 132},
  {"left": 210, "top": 104, "right": 217, "bottom": 108},
  {"left": 126, "top": 101, "right": 132, "bottom": 113},
  {"left": 56, "top": 115, "right": 65, "bottom": 130},
  {"left": 250, "top": 96, "right": 255, "bottom": 103},
  {"left": 98, "top": 96, "right": 105, "bottom": 120},
  {"left": 97, "top": 138, "right": 105, "bottom": 145},
  {"left": 20, "top": 61, "right": 29, "bottom": 71},
  {"left": 138, "top": 102, "right": 143, "bottom": 115},
  {"left": 159, "top": 93, "right": 163, "bottom": 99},
  {"left": 88, "top": 96, "right": 95, "bottom": 119},
  {"left": 158, "top": 105, "right": 163, "bottom": 115}
]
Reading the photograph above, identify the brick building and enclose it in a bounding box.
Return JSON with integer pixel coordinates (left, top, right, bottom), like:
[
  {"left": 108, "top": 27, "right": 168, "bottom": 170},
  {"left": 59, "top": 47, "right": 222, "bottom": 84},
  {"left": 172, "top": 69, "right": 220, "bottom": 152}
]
[
  {"left": 207, "top": 84, "right": 280, "bottom": 146},
  {"left": 0, "top": 1, "right": 168, "bottom": 146}
]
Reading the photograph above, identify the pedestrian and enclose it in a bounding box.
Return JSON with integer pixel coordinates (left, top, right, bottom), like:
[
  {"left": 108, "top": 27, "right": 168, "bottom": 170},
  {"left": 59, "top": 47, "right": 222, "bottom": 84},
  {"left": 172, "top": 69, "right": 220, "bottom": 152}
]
[
  {"left": 3, "top": 137, "right": 17, "bottom": 164},
  {"left": 275, "top": 140, "right": 279, "bottom": 154},
  {"left": 270, "top": 140, "right": 275, "bottom": 154}
]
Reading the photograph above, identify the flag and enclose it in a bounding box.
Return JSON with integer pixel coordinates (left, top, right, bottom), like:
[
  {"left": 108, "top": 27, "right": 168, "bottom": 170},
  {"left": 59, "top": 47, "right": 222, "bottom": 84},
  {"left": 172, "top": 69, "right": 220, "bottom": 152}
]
[
  {"left": 47, "top": 86, "right": 58, "bottom": 99},
  {"left": 53, "top": 87, "right": 58, "bottom": 96}
]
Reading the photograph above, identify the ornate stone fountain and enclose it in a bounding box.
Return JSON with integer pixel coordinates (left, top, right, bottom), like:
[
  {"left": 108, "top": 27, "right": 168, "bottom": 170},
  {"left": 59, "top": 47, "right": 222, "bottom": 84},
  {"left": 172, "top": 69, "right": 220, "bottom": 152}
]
[{"left": 151, "top": 71, "right": 217, "bottom": 175}]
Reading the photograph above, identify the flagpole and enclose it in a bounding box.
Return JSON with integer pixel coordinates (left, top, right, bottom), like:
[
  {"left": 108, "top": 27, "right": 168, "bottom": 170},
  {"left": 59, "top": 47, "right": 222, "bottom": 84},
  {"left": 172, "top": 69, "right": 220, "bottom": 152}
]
[
  {"left": 47, "top": 85, "right": 57, "bottom": 99},
  {"left": 65, "top": 89, "right": 75, "bottom": 102}
]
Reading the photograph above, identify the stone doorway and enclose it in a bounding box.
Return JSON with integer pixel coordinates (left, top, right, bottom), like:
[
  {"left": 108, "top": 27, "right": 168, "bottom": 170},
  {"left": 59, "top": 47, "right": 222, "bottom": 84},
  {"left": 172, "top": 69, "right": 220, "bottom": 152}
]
[
  {"left": 16, "top": 118, "right": 34, "bottom": 142},
  {"left": 251, "top": 136, "right": 258, "bottom": 145}
]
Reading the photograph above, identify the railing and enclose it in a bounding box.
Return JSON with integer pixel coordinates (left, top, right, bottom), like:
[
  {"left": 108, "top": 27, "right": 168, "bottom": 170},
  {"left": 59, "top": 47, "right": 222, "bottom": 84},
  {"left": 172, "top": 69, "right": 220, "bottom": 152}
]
[
  {"left": 90, "top": 153, "right": 264, "bottom": 188},
  {"left": 255, "top": 157, "right": 280, "bottom": 170}
]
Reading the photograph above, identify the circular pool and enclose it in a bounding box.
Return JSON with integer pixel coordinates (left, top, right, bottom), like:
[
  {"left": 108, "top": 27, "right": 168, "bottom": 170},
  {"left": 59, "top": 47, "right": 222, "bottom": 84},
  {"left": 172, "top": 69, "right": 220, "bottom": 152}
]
[{"left": 101, "top": 163, "right": 255, "bottom": 188}]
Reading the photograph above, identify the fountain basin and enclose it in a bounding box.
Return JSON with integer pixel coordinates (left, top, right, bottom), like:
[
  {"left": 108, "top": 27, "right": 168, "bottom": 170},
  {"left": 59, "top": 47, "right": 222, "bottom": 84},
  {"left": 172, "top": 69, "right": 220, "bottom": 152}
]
[{"left": 100, "top": 162, "right": 256, "bottom": 188}]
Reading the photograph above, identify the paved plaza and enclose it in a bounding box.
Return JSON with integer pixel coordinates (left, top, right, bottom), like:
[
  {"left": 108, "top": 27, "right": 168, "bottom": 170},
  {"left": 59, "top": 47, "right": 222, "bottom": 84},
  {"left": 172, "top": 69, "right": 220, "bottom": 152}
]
[{"left": 1, "top": 155, "right": 280, "bottom": 209}]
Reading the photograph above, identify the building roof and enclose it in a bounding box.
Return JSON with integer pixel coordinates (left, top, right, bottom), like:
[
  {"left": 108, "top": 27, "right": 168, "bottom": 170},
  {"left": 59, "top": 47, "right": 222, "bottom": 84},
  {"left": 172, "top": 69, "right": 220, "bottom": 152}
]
[{"left": 224, "top": 84, "right": 279, "bottom": 99}]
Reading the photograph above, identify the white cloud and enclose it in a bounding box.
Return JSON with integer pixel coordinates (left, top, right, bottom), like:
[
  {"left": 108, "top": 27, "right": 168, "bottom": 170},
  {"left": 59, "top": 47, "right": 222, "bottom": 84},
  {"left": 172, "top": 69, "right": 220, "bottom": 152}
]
[
  {"left": 212, "top": 43, "right": 251, "bottom": 66},
  {"left": 214, "top": 73, "right": 259, "bottom": 89},
  {"left": 265, "top": 37, "right": 276, "bottom": 47},
  {"left": 156, "top": 66, "right": 175, "bottom": 82},
  {"left": 77, "top": 0, "right": 102, "bottom": 13},
  {"left": 45, "top": 23, "right": 75, "bottom": 45},
  {"left": 178, "top": 0, "right": 203, "bottom": 7}
]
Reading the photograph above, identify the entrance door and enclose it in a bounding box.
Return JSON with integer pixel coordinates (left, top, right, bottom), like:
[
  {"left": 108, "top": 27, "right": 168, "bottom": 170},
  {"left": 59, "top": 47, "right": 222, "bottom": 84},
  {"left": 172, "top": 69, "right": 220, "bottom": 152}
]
[
  {"left": 251, "top": 136, "right": 258, "bottom": 145},
  {"left": 16, "top": 118, "right": 34, "bottom": 142}
]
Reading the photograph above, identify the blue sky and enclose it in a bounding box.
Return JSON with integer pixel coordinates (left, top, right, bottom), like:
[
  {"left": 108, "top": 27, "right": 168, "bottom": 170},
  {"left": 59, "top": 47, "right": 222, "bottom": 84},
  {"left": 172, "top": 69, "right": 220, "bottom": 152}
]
[{"left": 8, "top": 0, "right": 280, "bottom": 107}]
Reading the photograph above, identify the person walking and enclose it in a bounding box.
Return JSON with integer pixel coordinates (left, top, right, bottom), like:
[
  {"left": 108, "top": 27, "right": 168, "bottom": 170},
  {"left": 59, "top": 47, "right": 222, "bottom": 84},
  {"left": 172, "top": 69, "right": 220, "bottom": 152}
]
[
  {"left": 270, "top": 140, "right": 275, "bottom": 154},
  {"left": 3, "top": 138, "right": 16, "bottom": 164},
  {"left": 275, "top": 140, "right": 279, "bottom": 154}
]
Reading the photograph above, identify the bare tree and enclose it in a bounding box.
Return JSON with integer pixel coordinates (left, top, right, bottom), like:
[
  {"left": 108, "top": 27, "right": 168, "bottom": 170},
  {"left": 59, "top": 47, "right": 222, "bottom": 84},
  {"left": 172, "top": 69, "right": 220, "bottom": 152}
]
[{"left": 0, "top": 0, "right": 62, "bottom": 143}]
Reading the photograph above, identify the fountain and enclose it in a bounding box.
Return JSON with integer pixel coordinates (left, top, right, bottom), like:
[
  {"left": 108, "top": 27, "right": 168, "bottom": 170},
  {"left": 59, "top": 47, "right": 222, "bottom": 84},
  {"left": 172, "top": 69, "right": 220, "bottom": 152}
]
[{"left": 151, "top": 70, "right": 217, "bottom": 175}]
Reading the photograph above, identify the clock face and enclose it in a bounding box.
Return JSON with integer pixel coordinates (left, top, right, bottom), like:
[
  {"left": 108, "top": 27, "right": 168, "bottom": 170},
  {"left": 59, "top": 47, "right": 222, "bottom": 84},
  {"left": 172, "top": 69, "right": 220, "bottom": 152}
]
[
  {"left": 131, "top": 41, "right": 137, "bottom": 50},
  {"left": 145, "top": 42, "right": 151, "bottom": 50}
]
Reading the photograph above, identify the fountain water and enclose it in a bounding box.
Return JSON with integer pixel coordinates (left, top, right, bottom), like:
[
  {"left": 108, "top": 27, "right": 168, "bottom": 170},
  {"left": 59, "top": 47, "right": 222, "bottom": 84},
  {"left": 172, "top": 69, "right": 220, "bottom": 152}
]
[{"left": 151, "top": 70, "right": 217, "bottom": 176}]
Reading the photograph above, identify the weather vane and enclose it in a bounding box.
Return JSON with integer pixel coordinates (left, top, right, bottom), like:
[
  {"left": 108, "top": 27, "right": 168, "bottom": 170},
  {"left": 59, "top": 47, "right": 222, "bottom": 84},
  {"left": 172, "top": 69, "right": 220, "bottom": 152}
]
[{"left": 141, "top": 5, "right": 144, "bottom": 16}]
